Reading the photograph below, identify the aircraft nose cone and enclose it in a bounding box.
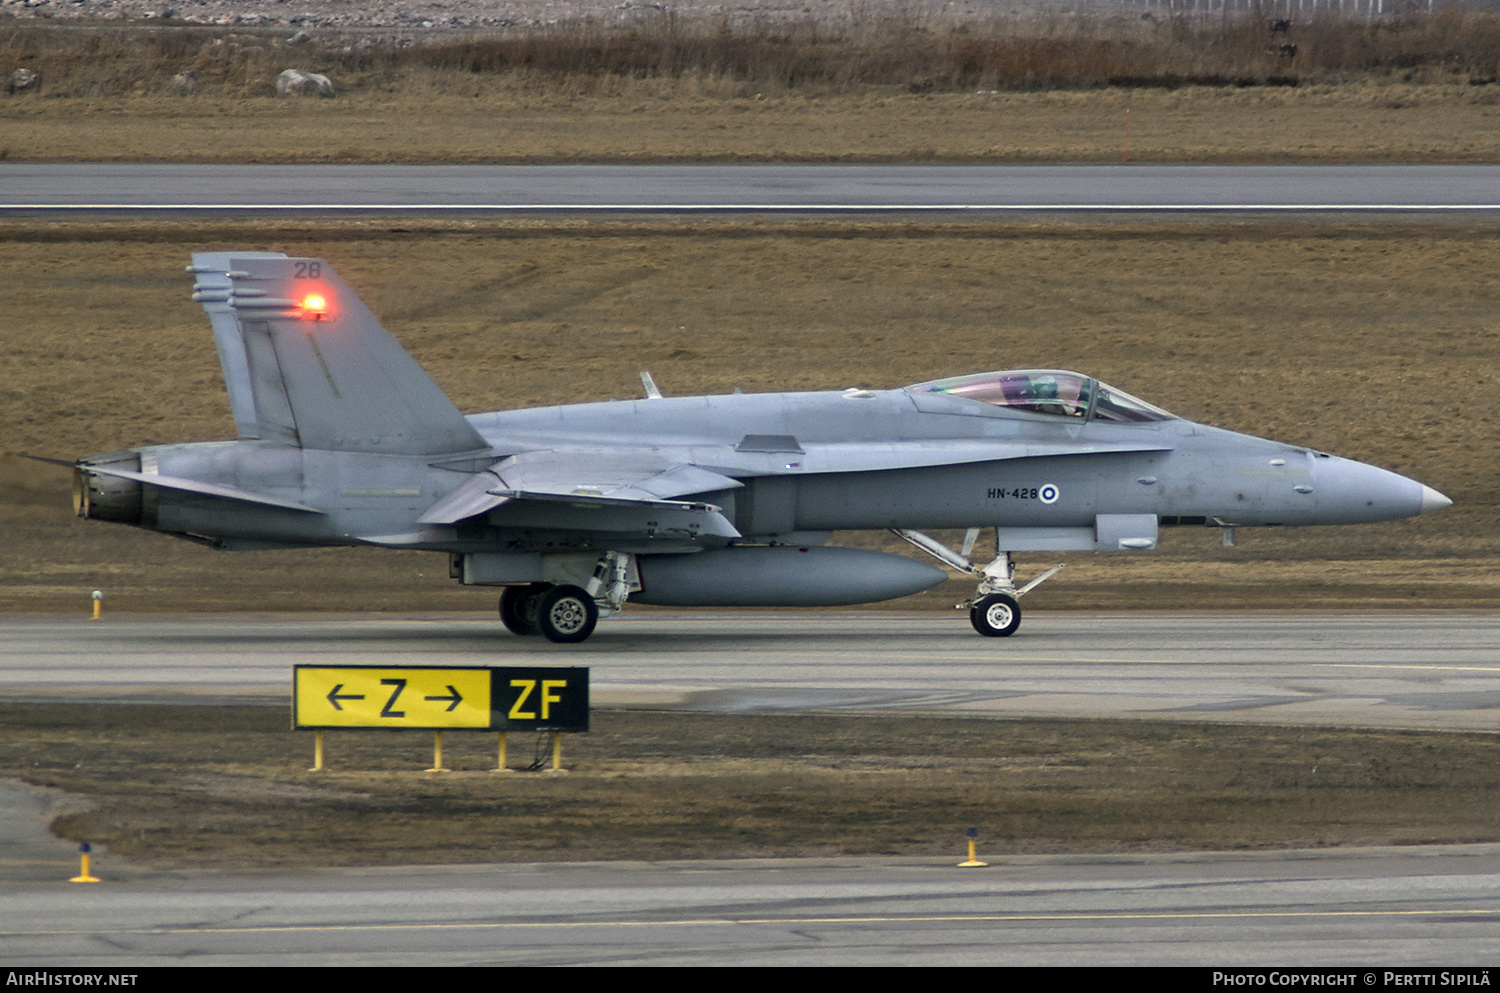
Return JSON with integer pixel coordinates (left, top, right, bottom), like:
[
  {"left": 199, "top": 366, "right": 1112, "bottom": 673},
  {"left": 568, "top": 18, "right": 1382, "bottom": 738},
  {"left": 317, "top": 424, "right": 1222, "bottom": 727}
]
[
  {"left": 1309, "top": 456, "right": 1435, "bottom": 524},
  {"left": 1420, "top": 484, "right": 1452, "bottom": 515}
]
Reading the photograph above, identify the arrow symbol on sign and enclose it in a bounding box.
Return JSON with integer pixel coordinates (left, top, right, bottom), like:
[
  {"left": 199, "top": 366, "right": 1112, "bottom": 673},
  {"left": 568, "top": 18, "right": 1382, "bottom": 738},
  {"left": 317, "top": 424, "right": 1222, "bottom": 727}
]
[
  {"left": 424, "top": 685, "right": 464, "bottom": 712},
  {"left": 326, "top": 684, "right": 365, "bottom": 710}
]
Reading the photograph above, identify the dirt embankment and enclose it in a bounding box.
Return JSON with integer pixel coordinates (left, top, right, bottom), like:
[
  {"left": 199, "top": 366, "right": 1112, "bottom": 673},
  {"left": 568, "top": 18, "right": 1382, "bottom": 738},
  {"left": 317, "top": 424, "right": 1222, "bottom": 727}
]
[{"left": 7, "top": 13, "right": 1500, "bottom": 164}]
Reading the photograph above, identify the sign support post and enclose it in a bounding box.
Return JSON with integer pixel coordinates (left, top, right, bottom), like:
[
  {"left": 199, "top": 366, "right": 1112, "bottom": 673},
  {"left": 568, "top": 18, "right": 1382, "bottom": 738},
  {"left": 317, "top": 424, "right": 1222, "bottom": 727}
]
[{"left": 495, "top": 732, "right": 510, "bottom": 773}]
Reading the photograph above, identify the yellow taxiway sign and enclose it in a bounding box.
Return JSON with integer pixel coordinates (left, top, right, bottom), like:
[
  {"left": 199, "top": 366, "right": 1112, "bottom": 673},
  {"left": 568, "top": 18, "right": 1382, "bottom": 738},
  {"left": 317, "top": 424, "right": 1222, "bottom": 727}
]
[{"left": 294, "top": 667, "right": 492, "bottom": 729}]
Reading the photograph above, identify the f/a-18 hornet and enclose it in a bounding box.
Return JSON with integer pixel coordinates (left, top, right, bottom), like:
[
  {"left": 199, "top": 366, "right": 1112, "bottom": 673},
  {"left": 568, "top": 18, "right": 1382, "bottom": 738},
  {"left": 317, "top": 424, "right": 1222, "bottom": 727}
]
[{"left": 69, "top": 253, "right": 1451, "bottom": 642}]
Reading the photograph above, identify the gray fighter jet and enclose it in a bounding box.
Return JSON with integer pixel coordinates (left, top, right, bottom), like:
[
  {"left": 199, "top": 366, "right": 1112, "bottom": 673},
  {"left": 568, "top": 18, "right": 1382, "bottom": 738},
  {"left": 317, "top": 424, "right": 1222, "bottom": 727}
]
[{"left": 70, "top": 253, "right": 1451, "bottom": 642}]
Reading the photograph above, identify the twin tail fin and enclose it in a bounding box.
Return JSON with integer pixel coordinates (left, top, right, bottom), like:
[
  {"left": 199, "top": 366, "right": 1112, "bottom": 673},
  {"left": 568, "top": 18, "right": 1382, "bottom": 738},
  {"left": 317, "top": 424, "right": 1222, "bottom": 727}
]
[{"left": 188, "top": 253, "right": 486, "bottom": 456}]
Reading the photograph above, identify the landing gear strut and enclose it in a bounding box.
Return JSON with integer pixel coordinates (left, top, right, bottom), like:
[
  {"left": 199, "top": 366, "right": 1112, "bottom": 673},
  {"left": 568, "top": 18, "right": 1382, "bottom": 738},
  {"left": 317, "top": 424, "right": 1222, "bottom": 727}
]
[
  {"left": 892, "top": 529, "right": 1063, "bottom": 639},
  {"left": 960, "top": 548, "right": 1063, "bottom": 638}
]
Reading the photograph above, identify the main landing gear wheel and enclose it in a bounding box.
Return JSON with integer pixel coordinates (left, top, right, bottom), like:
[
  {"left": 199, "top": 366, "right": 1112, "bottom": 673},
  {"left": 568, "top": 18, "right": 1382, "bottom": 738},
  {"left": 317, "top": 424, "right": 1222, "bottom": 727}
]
[
  {"left": 498, "top": 584, "right": 547, "bottom": 636},
  {"left": 971, "top": 592, "right": 1021, "bottom": 637},
  {"left": 536, "top": 584, "right": 599, "bottom": 644}
]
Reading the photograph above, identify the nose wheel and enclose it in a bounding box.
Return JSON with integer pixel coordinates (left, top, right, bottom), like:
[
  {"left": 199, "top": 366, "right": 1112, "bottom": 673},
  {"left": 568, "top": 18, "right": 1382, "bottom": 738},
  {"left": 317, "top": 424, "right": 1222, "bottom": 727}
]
[
  {"left": 971, "top": 592, "right": 1021, "bottom": 637},
  {"left": 891, "top": 530, "right": 1063, "bottom": 639}
]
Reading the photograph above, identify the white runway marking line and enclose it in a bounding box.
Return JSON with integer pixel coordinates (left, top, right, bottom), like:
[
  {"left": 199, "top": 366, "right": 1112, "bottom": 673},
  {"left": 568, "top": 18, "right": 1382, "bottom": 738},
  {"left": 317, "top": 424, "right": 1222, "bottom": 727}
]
[
  {"left": 7, "top": 204, "right": 1500, "bottom": 212},
  {"left": 586, "top": 653, "right": 1204, "bottom": 666},
  {"left": 505, "top": 654, "right": 1500, "bottom": 668},
  {"left": 10, "top": 906, "right": 1500, "bottom": 937},
  {"left": 1314, "top": 663, "right": 1500, "bottom": 673}
]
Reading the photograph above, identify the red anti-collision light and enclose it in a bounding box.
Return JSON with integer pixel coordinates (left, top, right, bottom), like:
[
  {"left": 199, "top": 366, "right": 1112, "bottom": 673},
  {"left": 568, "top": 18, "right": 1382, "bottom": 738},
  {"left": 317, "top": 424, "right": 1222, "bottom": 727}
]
[{"left": 300, "top": 293, "right": 329, "bottom": 319}]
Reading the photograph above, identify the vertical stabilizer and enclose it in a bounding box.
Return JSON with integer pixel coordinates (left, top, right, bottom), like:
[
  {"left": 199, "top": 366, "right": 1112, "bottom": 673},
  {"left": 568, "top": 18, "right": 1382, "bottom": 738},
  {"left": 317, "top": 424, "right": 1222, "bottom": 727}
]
[
  {"left": 217, "top": 255, "right": 487, "bottom": 456},
  {"left": 188, "top": 251, "right": 291, "bottom": 440}
]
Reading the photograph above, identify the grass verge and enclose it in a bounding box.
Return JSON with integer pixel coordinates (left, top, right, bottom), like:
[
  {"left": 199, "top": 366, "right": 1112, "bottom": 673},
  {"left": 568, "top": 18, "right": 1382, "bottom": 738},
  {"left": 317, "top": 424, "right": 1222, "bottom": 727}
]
[
  {"left": 0, "top": 217, "right": 1493, "bottom": 614},
  {"left": 9, "top": 704, "right": 1500, "bottom": 869}
]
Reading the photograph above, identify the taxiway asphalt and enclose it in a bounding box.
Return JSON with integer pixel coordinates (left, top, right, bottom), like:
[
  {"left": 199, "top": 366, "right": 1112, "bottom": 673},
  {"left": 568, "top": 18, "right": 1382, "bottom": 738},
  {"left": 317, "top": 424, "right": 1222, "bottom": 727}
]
[
  {"left": 7, "top": 611, "right": 1498, "bottom": 966},
  {"left": 6, "top": 846, "right": 1500, "bottom": 965},
  {"left": 2, "top": 611, "right": 1496, "bottom": 731},
  {"left": 5, "top": 163, "right": 1500, "bottom": 213}
]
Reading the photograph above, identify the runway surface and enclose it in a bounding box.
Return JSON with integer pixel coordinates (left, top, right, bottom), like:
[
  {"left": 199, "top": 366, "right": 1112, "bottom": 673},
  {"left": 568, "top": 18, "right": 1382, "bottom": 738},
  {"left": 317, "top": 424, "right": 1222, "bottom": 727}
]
[
  {"left": 6, "top": 846, "right": 1500, "bottom": 965},
  {"left": 2, "top": 611, "right": 1498, "bottom": 731},
  {"left": 4, "top": 164, "right": 1500, "bottom": 213}
]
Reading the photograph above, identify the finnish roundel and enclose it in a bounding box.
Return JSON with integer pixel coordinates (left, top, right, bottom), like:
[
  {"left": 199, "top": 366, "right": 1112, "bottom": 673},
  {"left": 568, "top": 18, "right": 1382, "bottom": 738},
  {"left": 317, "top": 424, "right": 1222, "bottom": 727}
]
[{"left": 1039, "top": 483, "right": 1060, "bottom": 505}]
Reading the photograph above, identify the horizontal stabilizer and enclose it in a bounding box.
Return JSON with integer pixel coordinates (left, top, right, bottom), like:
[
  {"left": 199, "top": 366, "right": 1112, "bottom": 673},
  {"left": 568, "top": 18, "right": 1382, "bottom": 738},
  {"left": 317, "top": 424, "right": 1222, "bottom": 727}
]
[
  {"left": 416, "top": 471, "right": 509, "bottom": 525},
  {"left": 76, "top": 464, "right": 324, "bottom": 513}
]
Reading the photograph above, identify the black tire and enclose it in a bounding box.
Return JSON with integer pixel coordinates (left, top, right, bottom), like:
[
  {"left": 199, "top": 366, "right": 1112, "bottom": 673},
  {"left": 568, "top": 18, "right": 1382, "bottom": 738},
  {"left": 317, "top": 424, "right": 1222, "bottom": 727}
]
[
  {"left": 536, "top": 585, "right": 599, "bottom": 644},
  {"left": 970, "top": 593, "right": 1021, "bottom": 637},
  {"left": 498, "top": 584, "right": 546, "bottom": 636}
]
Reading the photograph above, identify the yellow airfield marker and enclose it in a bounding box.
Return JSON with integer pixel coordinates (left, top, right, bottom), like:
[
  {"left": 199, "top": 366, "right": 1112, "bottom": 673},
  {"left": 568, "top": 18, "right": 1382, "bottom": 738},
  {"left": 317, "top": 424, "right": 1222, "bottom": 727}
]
[
  {"left": 91, "top": 590, "right": 102, "bottom": 620},
  {"left": 427, "top": 731, "right": 448, "bottom": 772},
  {"left": 958, "top": 827, "right": 988, "bottom": 868},
  {"left": 547, "top": 731, "right": 568, "bottom": 775},
  {"left": 70, "top": 842, "right": 100, "bottom": 883},
  {"left": 494, "top": 732, "right": 512, "bottom": 773}
]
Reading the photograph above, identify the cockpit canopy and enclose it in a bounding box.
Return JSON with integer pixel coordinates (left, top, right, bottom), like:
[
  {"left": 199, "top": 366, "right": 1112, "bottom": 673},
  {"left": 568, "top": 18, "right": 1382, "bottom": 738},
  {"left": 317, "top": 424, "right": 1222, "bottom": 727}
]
[{"left": 906, "top": 370, "right": 1176, "bottom": 423}]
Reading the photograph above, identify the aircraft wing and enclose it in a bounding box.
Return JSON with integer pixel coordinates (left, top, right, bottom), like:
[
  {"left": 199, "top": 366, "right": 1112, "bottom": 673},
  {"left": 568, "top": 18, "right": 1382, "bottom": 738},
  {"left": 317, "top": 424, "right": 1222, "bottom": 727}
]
[
  {"left": 418, "top": 450, "right": 742, "bottom": 538},
  {"left": 493, "top": 451, "right": 743, "bottom": 501}
]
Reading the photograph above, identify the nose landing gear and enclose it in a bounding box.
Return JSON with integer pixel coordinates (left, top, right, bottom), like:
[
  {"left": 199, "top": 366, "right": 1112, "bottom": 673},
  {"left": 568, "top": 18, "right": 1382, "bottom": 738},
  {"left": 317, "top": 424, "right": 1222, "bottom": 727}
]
[
  {"left": 891, "top": 529, "right": 1063, "bottom": 638},
  {"left": 961, "top": 548, "right": 1063, "bottom": 637}
]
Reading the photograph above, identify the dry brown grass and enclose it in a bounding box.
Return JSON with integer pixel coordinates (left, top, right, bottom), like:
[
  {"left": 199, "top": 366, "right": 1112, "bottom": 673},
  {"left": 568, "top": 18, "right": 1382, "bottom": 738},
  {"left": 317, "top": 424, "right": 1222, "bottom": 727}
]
[
  {"left": 6, "top": 16, "right": 1500, "bottom": 162},
  {"left": 12, "top": 12, "right": 1500, "bottom": 97},
  {"left": 0, "top": 217, "right": 1495, "bottom": 615},
  {"left": 9, "top": 81, "right": 1500, "bottom": 164},
  {"left": 12, "top": 704, "right": 1500, "bottom": 867}
]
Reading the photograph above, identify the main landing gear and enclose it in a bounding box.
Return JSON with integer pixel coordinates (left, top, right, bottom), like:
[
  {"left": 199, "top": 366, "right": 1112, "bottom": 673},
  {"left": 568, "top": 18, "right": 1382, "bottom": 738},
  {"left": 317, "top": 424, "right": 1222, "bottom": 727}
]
[
  {"left": 892, "top": 529, "right": 1063, "bottom": 638},
  {"left": 499, "top": 583, "right": 599, "bottom": 643},
  {"left": 498, "top": 583, "right": 546, "bottom": 636},
  {"left": 496, "top": 552, "right": 633, "bottom": 644}
]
